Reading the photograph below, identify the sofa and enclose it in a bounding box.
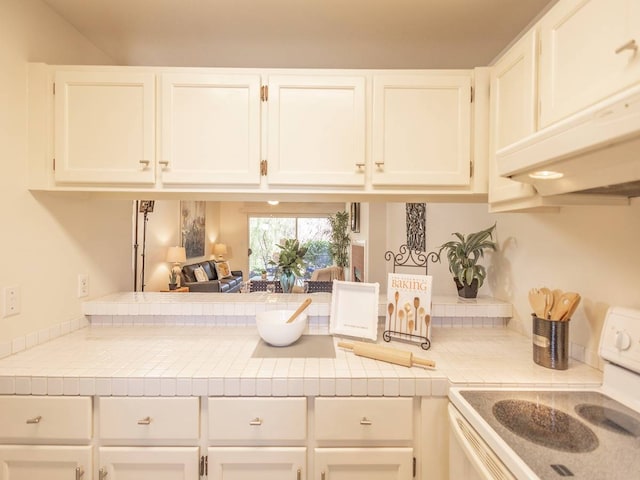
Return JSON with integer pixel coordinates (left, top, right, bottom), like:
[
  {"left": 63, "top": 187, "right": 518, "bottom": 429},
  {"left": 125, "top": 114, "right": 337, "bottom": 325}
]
[{"left": 180, "top": 260, "right": 243, "bottom": 293}]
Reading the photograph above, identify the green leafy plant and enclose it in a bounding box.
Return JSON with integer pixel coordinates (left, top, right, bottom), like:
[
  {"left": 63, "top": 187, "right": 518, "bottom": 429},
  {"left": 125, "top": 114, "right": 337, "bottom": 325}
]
[
  {"left": 168, "top": 269, "right": 178, "bottom": 285},
  {"left": 436, "top": 223, "right": 497, "bottom": 288},
  {"left": 328, "top": 211, "right": 350, "bottom": 269},
  {"left": 269, "top": 238, "right": 308, "bottom": 277}
]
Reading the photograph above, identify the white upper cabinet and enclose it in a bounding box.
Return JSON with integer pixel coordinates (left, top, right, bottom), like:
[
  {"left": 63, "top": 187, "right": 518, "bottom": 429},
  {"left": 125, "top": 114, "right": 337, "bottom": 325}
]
[
  {"left": 539, "top": 0, "right": 640, "bottom": 128},
  {"left": 371, "top": 73, "right": 472, "bottom": 186},
  {"left": 266, "top": 75, "right": 367, "bottom": 186},
  {"left": 489, "top": 29, "right": 540, "bottom": 205},
  {"left": 54, "top": 71, "right": 156, "bottom": 185},
  {"left": 159, "top": 73, "right": 262, "bottom": 186}
]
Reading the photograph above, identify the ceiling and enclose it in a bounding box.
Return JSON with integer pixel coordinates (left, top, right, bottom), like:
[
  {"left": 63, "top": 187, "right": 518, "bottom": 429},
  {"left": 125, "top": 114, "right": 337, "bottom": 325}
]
[{"left": 42, "top": 0, "right": 557, "bottom": 69}]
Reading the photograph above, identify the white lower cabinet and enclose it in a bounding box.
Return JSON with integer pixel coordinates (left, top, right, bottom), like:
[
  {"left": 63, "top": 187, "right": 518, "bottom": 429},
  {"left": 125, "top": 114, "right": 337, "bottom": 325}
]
[
  {"left": 98, "top": 447, "right": 199, "bottom": 480},
  {"left": 0, "top": 445, "right": 91, "bottom": 480},
  {"left": 0, "top": 394, "right": 438, "bottom": 480},
  {"left": 207, "top": 398, "right": 307, "bottom": 479},
  {"left": 314, "top": 448, "right": 413, "bottom": 480},
  {"left": 0, "top": 396, "right": 93, "bottom": 479},
  {"left": 208, "top": 447, "right": 306, "bottom": 480},
  {"left": 96, "top": 397, "right": 201, "bottom": 479},
  {"left": 313, "top": 398, "right": 414, "bottom": 480}
]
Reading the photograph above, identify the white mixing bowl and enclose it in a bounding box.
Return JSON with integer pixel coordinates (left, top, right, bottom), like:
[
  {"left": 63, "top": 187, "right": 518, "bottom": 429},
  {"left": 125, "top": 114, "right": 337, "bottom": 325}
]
[{"left": 256, "top": 310, "right": 308, "bottom": 347}]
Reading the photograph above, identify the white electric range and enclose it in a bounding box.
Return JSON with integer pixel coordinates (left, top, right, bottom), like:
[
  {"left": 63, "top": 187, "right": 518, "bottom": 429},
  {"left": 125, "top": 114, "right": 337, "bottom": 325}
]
[{"left": 448, "top": 306, "right": 640, "bottom": 480}]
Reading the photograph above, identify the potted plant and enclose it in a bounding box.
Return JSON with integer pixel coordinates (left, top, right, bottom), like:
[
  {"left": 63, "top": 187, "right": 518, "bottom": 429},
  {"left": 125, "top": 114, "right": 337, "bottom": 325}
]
[
  {"left": 270, "top": 238, "right": 308, "bottom": 293},
  {"left": 328, "top": 210, "right": 350, "bottom": 280},
  {"left": 436, "top": 223, "right": 497, "bottom": 298},
  {"left": 260, "top": 269, "right": 267, "bottom": 280},
  {"left": 168, "top": 269, "right": 178, "bottom": 290}
]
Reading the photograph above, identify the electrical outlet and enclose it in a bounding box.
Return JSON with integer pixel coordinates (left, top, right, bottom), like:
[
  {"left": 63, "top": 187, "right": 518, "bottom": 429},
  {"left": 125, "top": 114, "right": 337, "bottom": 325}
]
[
  {"left": 3, "top": 286, "right": 20, "bottom": 317},
  {"left": 77, "top": 274, "right": 89, "bottom": 298}
]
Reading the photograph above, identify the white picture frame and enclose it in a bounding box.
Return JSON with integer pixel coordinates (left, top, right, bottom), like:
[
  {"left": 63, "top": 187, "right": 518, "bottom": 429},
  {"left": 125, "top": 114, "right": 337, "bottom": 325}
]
[{"left": 330, "top": 280, "right": 380, "bottom": 341}]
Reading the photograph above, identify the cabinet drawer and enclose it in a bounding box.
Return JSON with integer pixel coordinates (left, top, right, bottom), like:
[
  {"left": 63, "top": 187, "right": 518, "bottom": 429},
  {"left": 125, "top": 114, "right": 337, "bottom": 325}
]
[
  {"left": 100, "top": 397, "right": 199, "bottom": 442},
  {"left": 315, "top": 398, "right": 413, "bottom": 441},
  {"left": 209, "top": 398, "right": 307, "bottom": 442},
  {"left": 0, "top": 396, "right": 92, "bottom": 443}
]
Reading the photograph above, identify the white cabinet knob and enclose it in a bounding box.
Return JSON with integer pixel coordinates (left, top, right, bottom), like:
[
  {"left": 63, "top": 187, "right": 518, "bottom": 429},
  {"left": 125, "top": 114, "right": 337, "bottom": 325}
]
[{"left": 615, "top": 331, "right": 632, "bottom": 351}]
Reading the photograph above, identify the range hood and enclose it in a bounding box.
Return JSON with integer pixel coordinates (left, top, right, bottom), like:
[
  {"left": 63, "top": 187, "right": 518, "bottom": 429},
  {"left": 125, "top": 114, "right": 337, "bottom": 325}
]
[{"left": 497, "top": 85, "right": 640, "bottom": 198}]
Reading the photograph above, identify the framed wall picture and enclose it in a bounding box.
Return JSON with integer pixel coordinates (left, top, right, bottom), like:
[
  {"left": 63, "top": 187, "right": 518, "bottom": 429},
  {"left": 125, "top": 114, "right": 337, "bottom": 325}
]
[
  {"left": 180, "top": 200, "right": 205, "bottom": 258},
  {"left": 350, "top": 202, "right": 360, "bottom": 233}
]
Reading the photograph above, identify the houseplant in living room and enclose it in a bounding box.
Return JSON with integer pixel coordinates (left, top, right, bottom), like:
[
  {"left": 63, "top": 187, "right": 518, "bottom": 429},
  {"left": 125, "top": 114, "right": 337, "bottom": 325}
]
[
  {"left": 436, "top": 223, "right": 497, "bottom": 299},
  {"left": 270, "top": 238, "right": 308, "bottom": 293},
  {"left": 328, "top": 210, "right": 350, "bottom": 280}
]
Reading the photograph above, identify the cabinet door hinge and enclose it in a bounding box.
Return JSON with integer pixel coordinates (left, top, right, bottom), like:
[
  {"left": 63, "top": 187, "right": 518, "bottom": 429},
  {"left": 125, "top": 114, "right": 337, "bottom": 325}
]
[
  {"left": 260, "top": 85, "right": 269, "bottom": 102},
  {"left": 260, "top": 160, "right": 268, "bottom": 176},
  {"left": 199, "top": 455, "right": 208, "bottom": 476},
  {"left": 470, "top": 86, "right": 474, "bottom": 103},
  {"left": 413, "top": 457, "right": 416, "bottom": 477}
]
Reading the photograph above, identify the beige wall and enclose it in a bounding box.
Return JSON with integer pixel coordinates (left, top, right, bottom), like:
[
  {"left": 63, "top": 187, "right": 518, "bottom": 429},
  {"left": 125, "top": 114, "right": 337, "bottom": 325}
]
[
  {"left": 384, "top": 201, "right": 640, "bottom": 366},
  {"left": 0, "top": 0, "right": 131, "bottom": 342}
]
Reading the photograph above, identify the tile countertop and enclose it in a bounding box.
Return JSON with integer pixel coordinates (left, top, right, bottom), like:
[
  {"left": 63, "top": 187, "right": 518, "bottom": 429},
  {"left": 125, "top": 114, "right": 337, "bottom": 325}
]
[
  {"left": 82, "top": 292, "right": 514, "bottom": 323},
  {"left": 0, "top": 325, "right": 601, "bottom": 397}
]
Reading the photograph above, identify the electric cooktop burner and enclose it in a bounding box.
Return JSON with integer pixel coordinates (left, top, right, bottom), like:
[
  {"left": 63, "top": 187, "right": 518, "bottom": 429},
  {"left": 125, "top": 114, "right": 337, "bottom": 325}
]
[
  {"left": 492, "top": 399, "right": 599, "bottom": 453},
  {"left": 575, "top": 404, "right": 640, "bottom": 438},
  {"left": 458, "top": 390, "right": 640, "bottom": 479}
]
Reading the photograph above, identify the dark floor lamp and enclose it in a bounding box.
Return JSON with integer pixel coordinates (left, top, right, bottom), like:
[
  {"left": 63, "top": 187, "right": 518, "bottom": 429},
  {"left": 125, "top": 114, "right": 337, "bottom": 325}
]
[{"left": 135, "top": 200, "right": 155, "bottom": 292}]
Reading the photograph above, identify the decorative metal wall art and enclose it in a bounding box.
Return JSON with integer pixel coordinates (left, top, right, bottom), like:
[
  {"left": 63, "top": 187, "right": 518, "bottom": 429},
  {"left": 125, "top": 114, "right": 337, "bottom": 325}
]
[{"left": 405, "top": 203, "right": 426, "bottom": 251}]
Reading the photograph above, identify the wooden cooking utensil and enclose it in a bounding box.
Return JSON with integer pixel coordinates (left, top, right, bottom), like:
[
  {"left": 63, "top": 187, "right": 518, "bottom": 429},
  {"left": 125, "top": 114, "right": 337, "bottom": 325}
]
[
  {"left": 540, "top": 287, "right": 553, "bottom": 319},
  {"left": 388, "top": 303, "right": 395, "bottom": 329},
  {"left": 528, "top": 288, "right": 546, "bottom": 319},
  {"left": 552, "top": 289, "right": 563, "bottom": 313},
  {"left": 559, "top": 293, "right": 581, "bottom": 321},
  {"left": 550, "top": 292, "right": 579, "bottom": 321},
  {"left": 338, "top": 341, "right": 436, "bottom": 368},
  {"left": 286, "top": 297, "right": 312, "bottom": 324}
]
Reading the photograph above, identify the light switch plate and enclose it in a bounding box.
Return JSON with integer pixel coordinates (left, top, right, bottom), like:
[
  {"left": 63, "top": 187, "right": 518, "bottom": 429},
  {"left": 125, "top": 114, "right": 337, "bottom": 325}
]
[
  {"left": 77, "top": 274, "right": 89, "bottom": 298},
  {"left": 3, "top": 286, "right": 20, "bottom": 317}
]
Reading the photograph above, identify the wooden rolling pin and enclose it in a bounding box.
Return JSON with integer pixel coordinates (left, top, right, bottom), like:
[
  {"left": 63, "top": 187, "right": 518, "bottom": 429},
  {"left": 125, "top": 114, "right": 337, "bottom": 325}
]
[{"left": 338, "top": 341, "right": 436, "bottom": 368}]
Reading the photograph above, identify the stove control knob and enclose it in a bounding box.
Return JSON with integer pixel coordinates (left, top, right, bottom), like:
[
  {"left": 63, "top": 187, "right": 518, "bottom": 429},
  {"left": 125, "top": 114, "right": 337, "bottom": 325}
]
[{"left": 615, "top": 330, "right": 632, "bottom": 351}]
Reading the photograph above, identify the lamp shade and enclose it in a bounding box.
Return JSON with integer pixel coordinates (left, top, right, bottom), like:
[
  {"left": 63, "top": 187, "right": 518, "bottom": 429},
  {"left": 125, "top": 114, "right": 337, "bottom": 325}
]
[
  {"left": 212, "top": 243, "right": 228, "bottom": 256},
  {"left": 166, "top": 246, "right": 186, "bottom": 263}
]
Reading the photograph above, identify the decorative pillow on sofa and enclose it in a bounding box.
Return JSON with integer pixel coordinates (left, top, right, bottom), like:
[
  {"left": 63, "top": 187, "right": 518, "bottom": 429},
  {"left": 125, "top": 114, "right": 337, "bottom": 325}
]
[
  {"left": 214, "top": 261, "right": 233, "bottom": 279},
  {"left": 194, "top": 266, "right": 209, "bottom": 282}
]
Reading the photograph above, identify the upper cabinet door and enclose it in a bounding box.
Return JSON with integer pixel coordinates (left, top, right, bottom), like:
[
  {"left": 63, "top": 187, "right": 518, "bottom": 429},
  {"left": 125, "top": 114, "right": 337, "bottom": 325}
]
[
  {"left": 538, "top": 0, "right": 640, "bottom": 128},
  {"left": 54, "top": 71, "right": 156, "bottom": 185},
  {"left": 489, "top": 29, "right": 540, "bottom": 204},
  {"left": 159, "top": 73, "right": 262, "bottom": 185},
  {"left": 371, "top": 73, "right": 472, "bottom": 186},
  {"left": 266, "top": 75, "right": 366, "bottom": 186}
]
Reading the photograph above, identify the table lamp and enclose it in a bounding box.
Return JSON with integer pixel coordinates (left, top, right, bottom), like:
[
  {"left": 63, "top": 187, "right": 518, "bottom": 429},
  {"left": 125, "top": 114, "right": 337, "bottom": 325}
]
[
  {"left": 213, "top": 243, "right": 228, "bottom": 261},
  {"left": 166, "top": 246, "right": 187, "bottom": 286}
]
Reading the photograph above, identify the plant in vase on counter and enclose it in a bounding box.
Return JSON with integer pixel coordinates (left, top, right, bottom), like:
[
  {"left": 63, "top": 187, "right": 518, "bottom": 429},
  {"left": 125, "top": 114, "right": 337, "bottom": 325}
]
[
  {"left": 269, "top": 238, "right": 308, "bottom": 293},
  {"left": 436, "top": 223, "right": 497, "bottom": 299}
]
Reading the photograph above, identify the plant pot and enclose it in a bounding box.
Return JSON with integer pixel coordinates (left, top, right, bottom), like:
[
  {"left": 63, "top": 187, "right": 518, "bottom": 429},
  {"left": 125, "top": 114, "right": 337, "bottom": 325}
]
[
  {"left": 168, "top": 283, "right": 178, "bottom": 291},
  {"left": 454, "top": 278, "right": 478, "bottom": 298},
  {"left": 280, "top": 270, "right": 295, "bottom": 293}
]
